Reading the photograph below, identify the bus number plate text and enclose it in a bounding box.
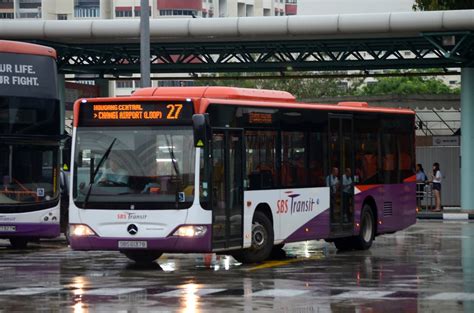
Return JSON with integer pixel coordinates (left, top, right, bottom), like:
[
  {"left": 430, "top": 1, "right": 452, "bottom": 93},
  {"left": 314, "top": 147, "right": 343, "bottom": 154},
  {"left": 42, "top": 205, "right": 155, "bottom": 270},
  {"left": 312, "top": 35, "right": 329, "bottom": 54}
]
[
  {"left": 0, "top": 226, "right": 16, "bottom": 232},
  {"left": 118, "top": 241, "right": 147, "bottom": 249}
]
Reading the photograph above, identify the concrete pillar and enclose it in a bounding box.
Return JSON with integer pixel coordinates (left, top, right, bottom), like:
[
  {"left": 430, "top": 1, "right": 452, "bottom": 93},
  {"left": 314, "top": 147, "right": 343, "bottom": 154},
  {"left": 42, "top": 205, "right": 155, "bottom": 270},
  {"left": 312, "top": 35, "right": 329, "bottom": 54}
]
[
  {"left": 461, "top": 67, "right": 474, "bottom": 211},
  {"left": 96, "top": 78, "right": 110, "bottom": 97}
]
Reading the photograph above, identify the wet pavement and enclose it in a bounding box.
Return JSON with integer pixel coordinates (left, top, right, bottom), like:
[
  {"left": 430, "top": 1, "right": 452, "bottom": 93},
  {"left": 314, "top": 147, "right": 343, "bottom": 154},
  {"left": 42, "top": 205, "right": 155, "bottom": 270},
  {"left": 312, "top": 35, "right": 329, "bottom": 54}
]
[{"left": 0, "top": 220, "right": 473, "bottom": 312}]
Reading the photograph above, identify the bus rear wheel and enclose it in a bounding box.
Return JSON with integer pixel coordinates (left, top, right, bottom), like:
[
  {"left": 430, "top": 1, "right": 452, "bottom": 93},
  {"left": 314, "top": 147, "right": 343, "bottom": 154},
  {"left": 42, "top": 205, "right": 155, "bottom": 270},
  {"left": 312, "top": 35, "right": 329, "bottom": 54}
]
[
  {"left": 9, "top": 238, "right": 28, "bottom": 249},
  {"left": 122, "top": 251, "right": 162, "bottom": 264},
  {"left": 353, "top": 205, "right": 375, "bottom": 250},
  {"left": 232, "top": 211, "right": 274, "bottom": 264}
]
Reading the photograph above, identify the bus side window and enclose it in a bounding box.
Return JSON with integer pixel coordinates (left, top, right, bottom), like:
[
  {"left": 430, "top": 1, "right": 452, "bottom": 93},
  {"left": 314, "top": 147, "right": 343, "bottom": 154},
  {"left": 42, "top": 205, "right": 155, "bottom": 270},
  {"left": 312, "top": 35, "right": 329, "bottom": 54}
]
[
  {"left": 309, "top": 132, "right": 326, "bottom": 187},
  {"left": 281, "top": 131, "right": 306, "bottom": 187},
  {"left": 245, "top": 130, "right": 277, "bottom": 190},
  {"left": 354, "top": 115, "right": 379, "bottom": 185}
]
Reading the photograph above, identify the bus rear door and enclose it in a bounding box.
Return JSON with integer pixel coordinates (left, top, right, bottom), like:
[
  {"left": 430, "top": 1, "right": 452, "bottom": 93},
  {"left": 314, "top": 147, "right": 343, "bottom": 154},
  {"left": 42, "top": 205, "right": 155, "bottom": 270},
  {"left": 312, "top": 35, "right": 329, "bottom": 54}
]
[
  {"left": 210, "top": 129, "right": 244, "bottom": 251},
  {"left": 329, "top": 114, "right": 355, "bottom": 234}
]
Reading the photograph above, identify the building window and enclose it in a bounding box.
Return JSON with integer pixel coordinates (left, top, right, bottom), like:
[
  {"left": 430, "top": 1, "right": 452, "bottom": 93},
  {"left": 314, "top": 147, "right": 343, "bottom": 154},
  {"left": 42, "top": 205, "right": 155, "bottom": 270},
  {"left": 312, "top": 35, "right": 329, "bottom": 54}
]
[
  {"left": 0, "top": 12, "right": 13, "bottom": 19},
  {"left": 18, "top": 0, "right": 41, "bottom": 9},
  {"left": 159, "top": 9, "right": 197, "bottom": 16},
  {"left": 57, "top": 14, "right": 68, "bottom": 20},
  {"left": 157, "top": 81, "right": 193, "bottom": 87},
  {"left": 116, "top": 8, "right": 133, "bottom": 18},
  {"left": 18, "top": 12, "right": 41, "bottom": 18},
  {"left": 116, "top": 80, "right": 134, "bottom": 89},
  {"left": 75, "top": 7, "right": 99, "bottom": 18}
]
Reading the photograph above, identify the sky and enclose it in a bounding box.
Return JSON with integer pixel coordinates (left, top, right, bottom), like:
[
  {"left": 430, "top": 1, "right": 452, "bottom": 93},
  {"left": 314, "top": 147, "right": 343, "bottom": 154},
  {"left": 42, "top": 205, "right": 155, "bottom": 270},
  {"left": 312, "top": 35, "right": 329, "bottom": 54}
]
[{"left": 298, "top": 0, "right": 416, "bottom": 15}]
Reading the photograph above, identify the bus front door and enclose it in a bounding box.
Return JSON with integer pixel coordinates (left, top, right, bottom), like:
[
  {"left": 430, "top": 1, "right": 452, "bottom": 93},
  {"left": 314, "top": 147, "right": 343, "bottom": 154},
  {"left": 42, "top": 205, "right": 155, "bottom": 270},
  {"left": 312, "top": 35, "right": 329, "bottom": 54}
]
[
  {"left": 329, "top": 115, "right": 354, "bottom": 233},
  {"left": 211, "top": 129, "right": 244, "bottom": 251}
]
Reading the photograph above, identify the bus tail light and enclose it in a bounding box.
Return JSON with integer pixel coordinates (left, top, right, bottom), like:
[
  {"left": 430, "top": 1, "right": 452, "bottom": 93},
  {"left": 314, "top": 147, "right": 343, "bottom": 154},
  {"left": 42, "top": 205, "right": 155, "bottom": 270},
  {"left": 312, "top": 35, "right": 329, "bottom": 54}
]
[
  {"left": 70, "top": 224, "right": 96, "bottom": 237},
  {"left": 173, "top": 225, "right": 207, "bottom": 238}
]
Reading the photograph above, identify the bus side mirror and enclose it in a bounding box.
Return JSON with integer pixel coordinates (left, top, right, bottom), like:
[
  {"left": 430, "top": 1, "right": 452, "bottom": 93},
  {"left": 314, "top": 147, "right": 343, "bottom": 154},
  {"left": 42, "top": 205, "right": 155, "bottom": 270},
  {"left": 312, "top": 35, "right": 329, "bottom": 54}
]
[{"left": 192, "top": 114, "right": 210, "bottom": 148}]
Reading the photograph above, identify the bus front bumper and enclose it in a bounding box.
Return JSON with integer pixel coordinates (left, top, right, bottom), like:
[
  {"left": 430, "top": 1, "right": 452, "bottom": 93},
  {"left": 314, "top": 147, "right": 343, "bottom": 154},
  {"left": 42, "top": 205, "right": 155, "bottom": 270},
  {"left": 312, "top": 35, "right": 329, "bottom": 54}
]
[
  {"left": 0, "top": 223, "right": 60, "bottom": 239},
  {"left": 69, "top": 228, "right": 212, "bottom": 253}
]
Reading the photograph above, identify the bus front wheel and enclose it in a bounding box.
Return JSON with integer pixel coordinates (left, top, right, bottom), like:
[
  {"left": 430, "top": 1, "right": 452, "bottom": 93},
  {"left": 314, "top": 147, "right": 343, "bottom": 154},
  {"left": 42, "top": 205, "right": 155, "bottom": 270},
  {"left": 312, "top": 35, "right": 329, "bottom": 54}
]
[
  {"left": 232, "top": 211, "right": 274, "bottom": 264},
  {"left": 122, "top": 251, "right": 162, "bottom": 264}
]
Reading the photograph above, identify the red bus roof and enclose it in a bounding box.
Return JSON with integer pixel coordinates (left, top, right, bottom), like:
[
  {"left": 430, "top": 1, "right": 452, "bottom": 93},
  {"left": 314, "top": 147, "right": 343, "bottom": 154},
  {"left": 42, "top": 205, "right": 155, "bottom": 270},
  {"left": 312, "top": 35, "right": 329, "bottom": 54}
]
[
  {"left": 133, "top": 86, "right": 297, "bottom": 103},
  {"left": 132, "top": 86, "right": 414, "bottom": 115},
  {"left": 74, "top": 87, "right": 414, "bottom": 126},
  {"left": 0, "top": 40, "right": 57, "bottom": 59}
]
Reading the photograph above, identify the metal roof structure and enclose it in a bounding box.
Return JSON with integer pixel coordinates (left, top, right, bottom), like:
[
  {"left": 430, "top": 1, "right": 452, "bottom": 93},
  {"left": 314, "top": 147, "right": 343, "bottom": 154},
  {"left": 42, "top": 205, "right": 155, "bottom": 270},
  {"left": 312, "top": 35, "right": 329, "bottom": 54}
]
[
  {"left": 0, "top": 10, "right": 473, "bottom": 76},
  {"left": 415, "top": 107, "right": 461, "bottom": 136}
]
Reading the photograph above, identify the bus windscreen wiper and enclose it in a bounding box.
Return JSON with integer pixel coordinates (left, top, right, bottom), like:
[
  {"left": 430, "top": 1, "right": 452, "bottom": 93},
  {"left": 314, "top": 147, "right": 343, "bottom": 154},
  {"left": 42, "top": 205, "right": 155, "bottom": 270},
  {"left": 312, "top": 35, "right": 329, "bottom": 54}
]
[
  {"left": 165, "top": 135, "right": 182, "bottom": 208},
  {"left": 83, "top": 138, "right": 117, "bottom": 208}
]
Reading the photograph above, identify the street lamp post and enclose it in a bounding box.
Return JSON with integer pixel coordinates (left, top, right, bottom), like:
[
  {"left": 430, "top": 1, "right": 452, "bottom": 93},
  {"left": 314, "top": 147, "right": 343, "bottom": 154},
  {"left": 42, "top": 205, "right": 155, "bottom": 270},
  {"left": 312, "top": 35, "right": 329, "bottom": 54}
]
[{"left": 140, "top": 0, "right": 151, "bottom": 88}]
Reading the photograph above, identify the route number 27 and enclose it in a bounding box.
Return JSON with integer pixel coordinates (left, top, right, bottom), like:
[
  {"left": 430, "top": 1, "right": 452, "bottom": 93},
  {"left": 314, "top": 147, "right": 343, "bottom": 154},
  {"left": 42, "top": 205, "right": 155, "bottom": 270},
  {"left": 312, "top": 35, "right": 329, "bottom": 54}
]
[{"left": 166, "top": 104, "right": 183, "bottom": 119}]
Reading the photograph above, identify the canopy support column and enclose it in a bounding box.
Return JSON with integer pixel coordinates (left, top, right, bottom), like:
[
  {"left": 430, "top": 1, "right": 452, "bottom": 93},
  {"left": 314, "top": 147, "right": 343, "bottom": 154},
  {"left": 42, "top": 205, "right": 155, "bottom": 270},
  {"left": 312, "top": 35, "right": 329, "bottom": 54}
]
[{"left": 461, "top": 67, "right": 474, "bottom": 211}]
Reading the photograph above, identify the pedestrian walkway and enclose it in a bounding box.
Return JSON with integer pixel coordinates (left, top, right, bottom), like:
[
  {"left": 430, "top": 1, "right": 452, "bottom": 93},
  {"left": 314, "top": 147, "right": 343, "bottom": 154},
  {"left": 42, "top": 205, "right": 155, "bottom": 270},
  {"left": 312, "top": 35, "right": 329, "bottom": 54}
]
[{"left": 417, "top": 208, "right": 474, "bottom": 220}]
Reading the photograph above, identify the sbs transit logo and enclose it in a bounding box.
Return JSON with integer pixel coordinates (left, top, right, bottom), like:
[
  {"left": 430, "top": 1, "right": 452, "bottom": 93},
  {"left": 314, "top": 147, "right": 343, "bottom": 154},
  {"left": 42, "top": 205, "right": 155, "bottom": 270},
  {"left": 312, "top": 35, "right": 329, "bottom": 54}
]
[{"left": 276, "top": 191, "right": 319, "bottom": 215}]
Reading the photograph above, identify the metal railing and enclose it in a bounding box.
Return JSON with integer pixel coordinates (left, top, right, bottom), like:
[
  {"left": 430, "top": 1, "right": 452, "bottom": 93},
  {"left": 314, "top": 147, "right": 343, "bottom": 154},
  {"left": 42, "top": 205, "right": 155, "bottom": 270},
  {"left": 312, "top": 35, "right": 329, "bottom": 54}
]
[{"left": 417, "top": 182, "right": 435, "bottom": 212}]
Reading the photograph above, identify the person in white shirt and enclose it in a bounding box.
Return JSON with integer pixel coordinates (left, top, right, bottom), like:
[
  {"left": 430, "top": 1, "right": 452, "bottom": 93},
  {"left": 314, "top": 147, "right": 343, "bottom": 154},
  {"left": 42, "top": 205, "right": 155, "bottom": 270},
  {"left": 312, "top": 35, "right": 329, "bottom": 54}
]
[
  {"left": 431, "top": 162, "right": 442, "bottom": 212},
  {"left": 326, "top": 167, "right": 339, "bottom": 221},
  {"left": 97, "top": 157, "right": 129, "bottom": 186},
  {"left": 326, "top": 167, "right": 339, "bottom": 194}
]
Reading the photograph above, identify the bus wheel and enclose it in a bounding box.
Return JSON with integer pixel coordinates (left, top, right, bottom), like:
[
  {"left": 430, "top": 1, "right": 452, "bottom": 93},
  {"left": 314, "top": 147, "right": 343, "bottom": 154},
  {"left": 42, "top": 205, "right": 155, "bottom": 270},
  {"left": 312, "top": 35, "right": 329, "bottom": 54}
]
[
  {"left": 9, "top": 238, "right": 28, "bottom": 249},
  {"left": 354, "top": 205, "right": 375, "bottom": 250},
  {"left": 122, "top": 251, "right": 162, "bottom": 264},
  {"left": 232, "top": 211, "right": 274, "bottom": 264}
]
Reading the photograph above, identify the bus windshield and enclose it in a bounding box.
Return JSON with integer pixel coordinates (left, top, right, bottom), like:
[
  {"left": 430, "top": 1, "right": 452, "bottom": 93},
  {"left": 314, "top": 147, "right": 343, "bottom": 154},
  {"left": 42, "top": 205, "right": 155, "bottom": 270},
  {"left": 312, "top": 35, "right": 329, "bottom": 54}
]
[
  {"left": 0, "top": 144, "right": 59, "bottom": 206},
  {"left": 73, "top": 126, "right": 196, "bottom": 209}
]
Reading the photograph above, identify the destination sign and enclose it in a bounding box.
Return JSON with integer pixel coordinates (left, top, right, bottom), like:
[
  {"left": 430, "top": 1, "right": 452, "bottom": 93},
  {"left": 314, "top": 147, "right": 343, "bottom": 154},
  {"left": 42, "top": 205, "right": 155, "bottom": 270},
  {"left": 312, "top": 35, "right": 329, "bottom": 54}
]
[{"left": 79, "top": 101, "right": 193, "bottom": 126}]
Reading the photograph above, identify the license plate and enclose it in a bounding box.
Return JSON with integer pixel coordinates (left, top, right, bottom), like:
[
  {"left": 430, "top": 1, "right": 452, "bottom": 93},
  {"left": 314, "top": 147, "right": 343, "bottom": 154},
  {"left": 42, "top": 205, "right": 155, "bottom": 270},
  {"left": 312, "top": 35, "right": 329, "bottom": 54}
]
[
  {"left": 118, "top": 241, "right": 147, "bottom": 249},
  {"left": 0, "top": 226, "right": 16, "bottom": 232}
]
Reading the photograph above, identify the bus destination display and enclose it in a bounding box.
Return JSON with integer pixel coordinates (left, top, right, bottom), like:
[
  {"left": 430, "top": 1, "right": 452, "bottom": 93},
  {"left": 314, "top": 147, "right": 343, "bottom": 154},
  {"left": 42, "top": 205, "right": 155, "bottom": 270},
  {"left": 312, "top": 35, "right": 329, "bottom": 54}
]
[{"left": 79, "top": 102, "right": 193, "bottom": 126}]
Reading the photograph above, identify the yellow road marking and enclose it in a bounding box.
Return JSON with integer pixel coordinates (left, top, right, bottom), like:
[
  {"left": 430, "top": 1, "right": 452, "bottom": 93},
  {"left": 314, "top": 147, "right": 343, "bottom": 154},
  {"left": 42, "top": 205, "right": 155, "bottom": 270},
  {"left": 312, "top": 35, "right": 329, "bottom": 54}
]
[{"left": 246, "top": 254, "right": 325, "bottom": 271}]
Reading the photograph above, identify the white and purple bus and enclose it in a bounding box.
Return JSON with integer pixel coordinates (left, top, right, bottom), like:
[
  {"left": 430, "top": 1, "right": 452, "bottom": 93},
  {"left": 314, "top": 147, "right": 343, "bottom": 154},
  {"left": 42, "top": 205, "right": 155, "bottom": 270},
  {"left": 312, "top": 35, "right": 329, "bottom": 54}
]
[
  {"left": 0, "top": 41, "right": 62, "bottom": 248},
  {"left": 69, "top": 87, "right": 416, "bottom": 263}
]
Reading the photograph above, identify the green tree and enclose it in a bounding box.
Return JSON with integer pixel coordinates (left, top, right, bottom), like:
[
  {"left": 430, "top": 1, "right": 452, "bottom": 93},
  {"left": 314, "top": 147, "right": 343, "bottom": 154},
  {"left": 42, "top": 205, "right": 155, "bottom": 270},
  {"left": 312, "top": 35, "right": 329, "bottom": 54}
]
[
  {"left": 413, "top": 0, "right": 474, "bottom": 10},
  {"left": 356, "top": 75, "right": 459, "bottom": 96}
]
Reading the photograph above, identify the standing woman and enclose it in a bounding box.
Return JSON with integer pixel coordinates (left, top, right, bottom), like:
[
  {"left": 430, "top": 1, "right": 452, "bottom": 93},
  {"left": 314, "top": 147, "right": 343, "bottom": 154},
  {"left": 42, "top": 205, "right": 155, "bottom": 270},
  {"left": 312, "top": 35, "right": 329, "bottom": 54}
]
[
  {"left": 415, "top": 164, "right": 427, "bottom": 209},
  {"left": 431, "top": 162, "right": 442, "bottom": 212}
]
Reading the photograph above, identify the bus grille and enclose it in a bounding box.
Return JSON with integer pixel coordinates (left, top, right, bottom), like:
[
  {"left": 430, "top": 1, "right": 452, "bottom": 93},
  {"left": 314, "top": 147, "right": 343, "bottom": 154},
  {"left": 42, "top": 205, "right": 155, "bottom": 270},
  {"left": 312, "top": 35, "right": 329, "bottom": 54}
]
[{"left": 383, "top": 202, "right": 393, "bottom": 216}]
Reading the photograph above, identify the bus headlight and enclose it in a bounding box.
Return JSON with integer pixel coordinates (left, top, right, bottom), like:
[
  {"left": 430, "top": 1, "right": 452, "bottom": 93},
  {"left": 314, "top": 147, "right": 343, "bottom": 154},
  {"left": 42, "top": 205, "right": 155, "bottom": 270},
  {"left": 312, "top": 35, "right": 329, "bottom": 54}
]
[
  {"left": 70, "top": 224, "right": 96, "bottom": 237},
  {"left": 173, "top": 225, "right": 207, "bottom": 238}
]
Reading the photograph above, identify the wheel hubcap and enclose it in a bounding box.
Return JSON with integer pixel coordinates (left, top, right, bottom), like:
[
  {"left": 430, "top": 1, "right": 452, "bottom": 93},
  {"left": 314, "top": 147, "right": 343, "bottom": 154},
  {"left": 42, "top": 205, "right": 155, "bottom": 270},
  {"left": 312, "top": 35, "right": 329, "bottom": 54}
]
[
  {"left": 362, "top": 213, "right": 373, "bottom": 243},
  {"left": 252, "top": 222, "right": 266, "bottom": 250}
]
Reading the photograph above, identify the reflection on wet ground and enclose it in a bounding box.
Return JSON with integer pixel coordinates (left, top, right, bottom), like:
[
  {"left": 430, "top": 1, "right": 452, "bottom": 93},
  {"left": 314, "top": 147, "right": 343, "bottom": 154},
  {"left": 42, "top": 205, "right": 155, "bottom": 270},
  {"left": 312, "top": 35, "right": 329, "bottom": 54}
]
[{"left": 0, "top": 220, "right": 473, "bottom": 312}]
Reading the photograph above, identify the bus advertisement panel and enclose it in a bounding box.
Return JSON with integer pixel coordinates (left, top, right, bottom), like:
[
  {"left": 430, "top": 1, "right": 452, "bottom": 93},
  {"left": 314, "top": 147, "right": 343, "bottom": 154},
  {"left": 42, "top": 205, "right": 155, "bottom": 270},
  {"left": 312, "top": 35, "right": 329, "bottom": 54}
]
[
  {"left": 69, "top": 87, "right": 416, "bottom": 264},
  {"left": 0, "top": 41, "right": 61, "bottom": 248}
]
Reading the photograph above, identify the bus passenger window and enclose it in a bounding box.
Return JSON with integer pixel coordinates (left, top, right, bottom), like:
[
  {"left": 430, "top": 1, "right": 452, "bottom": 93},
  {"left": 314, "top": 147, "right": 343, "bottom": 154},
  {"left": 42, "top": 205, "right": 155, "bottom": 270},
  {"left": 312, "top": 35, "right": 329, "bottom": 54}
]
[
  {"left": 382, "top": 134, "right": 398, "bottom": 184},
  {"left": 281, "top": 132, "right": 306, "bottom": 187},
  {"left": 309, "top": 132, "right": 327, "bottom": 187},
  {"left": 354, "top": 135, "right": 379, "bottom": 184},
  {"left": 245, "top": 130, "right": 277, "bottom": 190}
]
